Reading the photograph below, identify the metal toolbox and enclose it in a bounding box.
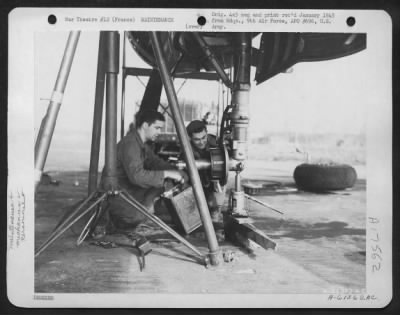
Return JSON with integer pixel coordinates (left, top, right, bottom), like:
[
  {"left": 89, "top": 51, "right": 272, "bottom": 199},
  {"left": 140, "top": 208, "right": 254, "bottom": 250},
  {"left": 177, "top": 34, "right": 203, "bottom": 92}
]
[{"left": 162, "top": 186, "right": 203, "bottom": 234}]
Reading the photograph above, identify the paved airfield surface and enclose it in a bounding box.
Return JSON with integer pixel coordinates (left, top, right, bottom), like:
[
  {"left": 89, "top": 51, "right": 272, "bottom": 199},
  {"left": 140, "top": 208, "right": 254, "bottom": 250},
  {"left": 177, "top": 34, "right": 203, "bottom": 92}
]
[{"left": 35, "top": 161, "right": 366, "bottom": 294}]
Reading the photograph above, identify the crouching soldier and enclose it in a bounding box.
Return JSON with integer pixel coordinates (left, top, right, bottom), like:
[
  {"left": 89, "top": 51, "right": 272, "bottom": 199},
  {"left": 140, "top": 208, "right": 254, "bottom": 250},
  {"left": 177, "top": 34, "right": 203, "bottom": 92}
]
[
  {"left": 185, "top": 120, "right": 226, "bottom": 222},
  {"left": 97, "top": 110, "right": 187, "bottom": 234}
]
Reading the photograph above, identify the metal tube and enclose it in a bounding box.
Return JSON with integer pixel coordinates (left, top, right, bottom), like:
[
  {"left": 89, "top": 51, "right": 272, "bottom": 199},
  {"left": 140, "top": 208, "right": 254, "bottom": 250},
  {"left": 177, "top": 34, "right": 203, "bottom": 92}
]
[
  {"left": 40, "top": 191, "right": 97, "bottom": 251},
  {"left": 150, "top": 32, "right": 220, "bottom": 266},
  {"left": 120, "top": 31, "right": 127, "bottom": 140},
  {"left": 176, "top": 158, "right": 241, "bottom": 172},
  {"left": 105, "top": 32, "right": 120, "bottom": 73},
  {"left": 88, "top": 32, "right": 106, "bottom": 195},
  {"left": 175, "top": 159, "right": 211, "bottom": 171},
  {"left": 34, "top": 31, "right": 81, "bottom": 192},
  {"left": 237, "top": 33, "right": 252, "bottom": 83},
  {"left": 216, "top": 80, "right": 221, "bottom": 137},
  {"left": 227, "top": 33, "right": 252, "bottom": 217},
  {"left": 245, "top": 194, "right": 284, "bottom": 215},
  {"left": 235, "top": 172, "right": 241, "bottom": 191},
  {"left": 102, "top": 32, "right": 120, "bottom": 190},
  {"left": 120, "top": 73, "right": 126, "bottom": 139},
  {"left": 76, "top": 208, "right": 100, "bottom": 245},
  {"left": 35, "top": 193, "right": 107, "bottom": 257},
  {"left": 231, "top": 33, "right": 251, "bottom": 161},
  {"left": 103, "top": 72, "right": 118, "bottom": 189},
  {"left": 120, "top": 191, "right": 206, "bottom": 261},
  {"left": 192, "top": 32, "right": 233, "bottom": 89}
]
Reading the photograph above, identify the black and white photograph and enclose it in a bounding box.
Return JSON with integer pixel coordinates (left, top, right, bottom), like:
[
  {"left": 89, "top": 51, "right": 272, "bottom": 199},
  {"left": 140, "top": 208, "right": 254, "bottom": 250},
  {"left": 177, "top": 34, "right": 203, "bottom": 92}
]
[{"left": 7, "top": 8, "right": 392, "bottom": 308}]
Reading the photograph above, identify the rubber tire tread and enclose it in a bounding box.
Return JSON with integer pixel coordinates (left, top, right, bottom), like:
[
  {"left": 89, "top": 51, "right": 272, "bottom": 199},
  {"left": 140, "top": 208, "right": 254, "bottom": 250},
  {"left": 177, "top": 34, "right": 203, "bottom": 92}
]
[{"left": 293, "top": 163, "right": 357, "bottom": 192}]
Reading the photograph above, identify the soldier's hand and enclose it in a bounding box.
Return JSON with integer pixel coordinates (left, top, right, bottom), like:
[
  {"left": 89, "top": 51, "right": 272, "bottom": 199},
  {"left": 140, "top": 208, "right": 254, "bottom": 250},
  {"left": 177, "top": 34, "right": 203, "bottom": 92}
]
[
  {"left": 179, "top": 170, "right": 189, "bottom": 184},
  {"left": 165, "top": 170, "right": 185, "bottom": 184}
]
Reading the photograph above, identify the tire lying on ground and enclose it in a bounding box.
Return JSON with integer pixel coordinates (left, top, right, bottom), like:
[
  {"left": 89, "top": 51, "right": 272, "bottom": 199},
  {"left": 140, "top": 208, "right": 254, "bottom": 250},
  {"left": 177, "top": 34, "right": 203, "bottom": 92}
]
[{"left": 293, "top": 163, "right": 357, "bottom": 192}]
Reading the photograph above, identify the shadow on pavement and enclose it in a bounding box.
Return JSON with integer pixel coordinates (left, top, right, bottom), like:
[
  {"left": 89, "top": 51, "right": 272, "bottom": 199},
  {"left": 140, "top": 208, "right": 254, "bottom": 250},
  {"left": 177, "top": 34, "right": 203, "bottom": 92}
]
[{"left": 253, "top": 217, "right": 365, "bottom": 240}]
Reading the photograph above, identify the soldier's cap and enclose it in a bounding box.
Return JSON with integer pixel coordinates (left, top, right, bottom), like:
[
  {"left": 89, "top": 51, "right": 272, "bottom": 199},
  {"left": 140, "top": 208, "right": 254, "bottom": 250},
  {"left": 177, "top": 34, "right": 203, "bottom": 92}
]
[{"left": 186, "top": 120, "right": 207, "bottom": 136}]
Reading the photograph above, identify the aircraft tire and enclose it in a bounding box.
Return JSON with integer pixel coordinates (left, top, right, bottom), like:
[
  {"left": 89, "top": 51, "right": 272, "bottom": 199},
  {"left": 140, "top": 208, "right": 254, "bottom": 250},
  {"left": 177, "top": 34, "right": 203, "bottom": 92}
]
[{"left": 293, "top": 163, "right": 357, "bottom": 192}]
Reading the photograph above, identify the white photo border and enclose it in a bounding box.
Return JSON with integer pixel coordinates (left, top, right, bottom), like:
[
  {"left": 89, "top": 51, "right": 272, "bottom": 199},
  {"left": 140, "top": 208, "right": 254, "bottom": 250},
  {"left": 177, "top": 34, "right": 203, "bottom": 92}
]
[{"left": 7, "top": 8, "right": 392, "bottom": 308}]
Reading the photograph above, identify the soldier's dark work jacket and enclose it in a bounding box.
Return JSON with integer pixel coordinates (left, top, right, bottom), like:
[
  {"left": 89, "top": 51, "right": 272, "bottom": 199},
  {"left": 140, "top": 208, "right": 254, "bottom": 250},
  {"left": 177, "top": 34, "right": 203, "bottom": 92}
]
[
  {"left": 115, "top": 129, "right": 174, "bottom": 189},
  {"left": 102, "top": 128, "right": 175, "bottom": 227}
]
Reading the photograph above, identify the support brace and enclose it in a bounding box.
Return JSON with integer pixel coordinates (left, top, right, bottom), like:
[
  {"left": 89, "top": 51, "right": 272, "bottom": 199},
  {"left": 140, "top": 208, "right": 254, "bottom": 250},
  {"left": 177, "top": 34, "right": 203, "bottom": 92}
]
[
  {"left": 150, "top": 31, "right": 220, "bottom": 266},
  {"left": 34, "top": 31, "right": 81, "bottom": 192}
]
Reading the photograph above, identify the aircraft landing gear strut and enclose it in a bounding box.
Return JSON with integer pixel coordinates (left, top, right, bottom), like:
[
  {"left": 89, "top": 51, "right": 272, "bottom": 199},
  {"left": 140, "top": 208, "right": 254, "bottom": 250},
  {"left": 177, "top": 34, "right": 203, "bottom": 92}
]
[{"left": 35, "top": 31, "right": 216, "bottom": 267}]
